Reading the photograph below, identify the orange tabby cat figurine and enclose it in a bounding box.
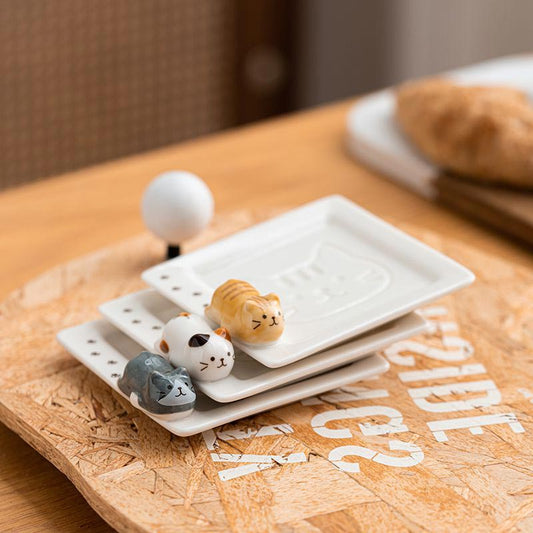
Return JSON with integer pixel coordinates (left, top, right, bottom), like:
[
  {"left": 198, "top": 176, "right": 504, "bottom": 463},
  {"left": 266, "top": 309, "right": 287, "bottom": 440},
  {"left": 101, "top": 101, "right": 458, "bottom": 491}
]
[{"left": 205, "top": 279, "right": 284, "bottom": 345}]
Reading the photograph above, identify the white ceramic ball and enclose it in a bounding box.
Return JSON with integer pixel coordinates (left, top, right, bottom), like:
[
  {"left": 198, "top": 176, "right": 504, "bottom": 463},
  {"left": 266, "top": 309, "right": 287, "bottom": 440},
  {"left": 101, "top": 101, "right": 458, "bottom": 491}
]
[{"left": 141, "top": 171, "right": 214, "bottom": 244}]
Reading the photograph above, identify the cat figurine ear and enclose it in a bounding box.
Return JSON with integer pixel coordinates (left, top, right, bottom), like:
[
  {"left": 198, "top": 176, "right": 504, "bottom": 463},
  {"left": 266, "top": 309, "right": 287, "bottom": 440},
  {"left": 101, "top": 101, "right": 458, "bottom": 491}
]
[
  {"left": 265, "top": 293, "right": 280, "bottom": 304},
  {"left": 150, "top": 370, "right": 169, "bottom": 390},
  {"left": 157, "top": 338, "right": 170, "bottom": 355},
  {"left": 214, "top": 327, "right": 231, "bottom": 341}
]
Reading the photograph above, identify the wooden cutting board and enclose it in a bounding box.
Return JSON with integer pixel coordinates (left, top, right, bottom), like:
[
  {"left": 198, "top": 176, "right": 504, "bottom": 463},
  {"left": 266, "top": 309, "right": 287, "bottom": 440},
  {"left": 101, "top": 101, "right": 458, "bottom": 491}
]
[
  {"left": 436, "top": 174, "right": 533, "bottom": 247},
  {"left": 1, "top": 208, "right": 532, "bottom": 533}
]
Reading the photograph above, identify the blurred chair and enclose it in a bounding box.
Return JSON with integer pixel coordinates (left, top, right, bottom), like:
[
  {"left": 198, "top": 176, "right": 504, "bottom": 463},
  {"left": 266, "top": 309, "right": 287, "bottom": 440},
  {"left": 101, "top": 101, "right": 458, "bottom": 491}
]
[{"left": 0, "top": 0, "right": 294, "bottom": 189}]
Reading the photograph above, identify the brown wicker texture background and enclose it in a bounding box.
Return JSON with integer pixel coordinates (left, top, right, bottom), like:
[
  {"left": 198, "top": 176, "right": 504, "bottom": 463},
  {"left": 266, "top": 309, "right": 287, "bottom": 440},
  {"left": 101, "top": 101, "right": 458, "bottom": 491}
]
[{"left": 1, "top": 0, "right": 237, "bottom": 189}]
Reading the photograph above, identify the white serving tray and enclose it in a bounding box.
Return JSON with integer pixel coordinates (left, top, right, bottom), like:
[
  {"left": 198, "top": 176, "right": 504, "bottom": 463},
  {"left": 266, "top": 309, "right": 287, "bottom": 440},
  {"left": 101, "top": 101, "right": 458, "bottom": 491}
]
[
  {"left": 99, "top": 289, "right": 426, "bottom": 402},
  {"left": 346, "top": 55, "right": 533, "bottom": 198},
  {"left": 57, "top": 320, "right": 389, "bottom": 437},
  {"left": 142, "top": 195, "right": 473, "bottom": 367}
]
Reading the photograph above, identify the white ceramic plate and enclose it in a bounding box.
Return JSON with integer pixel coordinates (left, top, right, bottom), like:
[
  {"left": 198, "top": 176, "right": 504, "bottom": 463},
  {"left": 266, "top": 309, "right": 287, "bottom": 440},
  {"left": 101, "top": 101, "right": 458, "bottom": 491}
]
[
  {"left": 99, "top": 289, "right": 427, "bottom": 402},
  {"left": 142, "top": 195, "right": 473, "bottom": 367},
  {"left": 57, "top": 320, "right": 389, "bottom": 437}
]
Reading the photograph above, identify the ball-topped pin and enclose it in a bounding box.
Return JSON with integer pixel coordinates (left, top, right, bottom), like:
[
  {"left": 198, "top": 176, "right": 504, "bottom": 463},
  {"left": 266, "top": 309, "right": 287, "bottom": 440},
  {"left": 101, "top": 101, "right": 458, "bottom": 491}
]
[{"left": 141, "top": 171, "right": 214, "bottom": 258}]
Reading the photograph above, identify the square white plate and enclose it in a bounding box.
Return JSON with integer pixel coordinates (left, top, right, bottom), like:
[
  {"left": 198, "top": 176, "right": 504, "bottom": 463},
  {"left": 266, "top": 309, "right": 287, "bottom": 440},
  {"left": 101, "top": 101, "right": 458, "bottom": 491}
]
[
  {"left": 99, "top": 289, "right": 427, "bottom": 402},
  {"left": 142, "top": 195, "right": 474, "bottom": 367},
  {"left": 57, "top": 320, "right": 389, "bottom": 437}
]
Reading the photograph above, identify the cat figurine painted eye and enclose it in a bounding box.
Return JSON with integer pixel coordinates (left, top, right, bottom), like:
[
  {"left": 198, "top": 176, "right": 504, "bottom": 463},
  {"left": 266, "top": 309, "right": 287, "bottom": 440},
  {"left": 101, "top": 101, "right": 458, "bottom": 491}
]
[
  {"left": 156, "top": 313, "right": 234, "bottom": 382},
  {"left": 205, "top": 279, "right": 285, "bottom": 345},
  {"left": 118, "top": 351, "right": 196, "bottom": 420}
]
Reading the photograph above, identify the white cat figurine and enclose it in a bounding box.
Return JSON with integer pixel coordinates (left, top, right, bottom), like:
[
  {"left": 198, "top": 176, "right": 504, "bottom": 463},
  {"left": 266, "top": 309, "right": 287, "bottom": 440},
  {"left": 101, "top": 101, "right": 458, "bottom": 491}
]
[{"left": 156, "top": 313, "right": 234, "bottom": 382}]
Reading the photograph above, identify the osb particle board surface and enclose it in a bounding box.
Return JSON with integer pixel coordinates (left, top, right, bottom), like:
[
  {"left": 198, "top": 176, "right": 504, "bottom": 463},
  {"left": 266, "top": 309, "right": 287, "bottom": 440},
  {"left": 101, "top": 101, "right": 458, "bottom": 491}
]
[{"left": 0, "top": 208, "right": 532, "bottom": 533}]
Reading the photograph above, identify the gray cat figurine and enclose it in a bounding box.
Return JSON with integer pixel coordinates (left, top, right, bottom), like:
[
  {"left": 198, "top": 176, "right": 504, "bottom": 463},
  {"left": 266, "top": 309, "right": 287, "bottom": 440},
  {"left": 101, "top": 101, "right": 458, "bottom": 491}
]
[{"left": 118, "top": 351, "right": 196, "bottom": 420}]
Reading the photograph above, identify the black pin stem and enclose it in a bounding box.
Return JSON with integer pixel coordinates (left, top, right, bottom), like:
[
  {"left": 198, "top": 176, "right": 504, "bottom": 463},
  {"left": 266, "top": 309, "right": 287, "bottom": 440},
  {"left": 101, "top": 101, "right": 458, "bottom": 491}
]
[{"left": 167, "top": 244, "right": 181, "bottom": 259}]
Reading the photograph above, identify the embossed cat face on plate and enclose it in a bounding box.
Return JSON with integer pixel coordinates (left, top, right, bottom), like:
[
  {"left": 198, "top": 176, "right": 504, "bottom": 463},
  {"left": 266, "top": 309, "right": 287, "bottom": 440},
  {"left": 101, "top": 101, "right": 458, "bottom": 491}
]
[
  {"left": 143, "top": 195, "right": 474, "bottom": 367},
  {"left": 268, "top": 243, "right": 390, "bottom": 324}
]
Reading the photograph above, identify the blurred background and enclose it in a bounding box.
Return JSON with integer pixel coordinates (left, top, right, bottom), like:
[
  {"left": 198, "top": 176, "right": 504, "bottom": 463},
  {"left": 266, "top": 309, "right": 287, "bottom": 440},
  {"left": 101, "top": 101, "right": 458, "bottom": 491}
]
[{"left": 2, "top": 0, "right": 533, "bottom": 190}]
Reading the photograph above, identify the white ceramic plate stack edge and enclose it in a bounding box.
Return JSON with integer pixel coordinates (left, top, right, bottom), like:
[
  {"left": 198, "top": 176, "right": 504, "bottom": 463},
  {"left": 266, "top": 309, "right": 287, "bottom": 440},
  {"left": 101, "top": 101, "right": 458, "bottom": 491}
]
[{"left": 57, "top": 195, "right": 474, "bottom": 435}]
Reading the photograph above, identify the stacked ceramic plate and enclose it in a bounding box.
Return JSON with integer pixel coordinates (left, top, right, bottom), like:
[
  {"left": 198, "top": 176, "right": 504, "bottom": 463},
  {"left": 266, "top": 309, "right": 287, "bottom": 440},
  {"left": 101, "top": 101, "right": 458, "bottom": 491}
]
[{"left": 57, "top": 195, "right": 474, "bottom": 436}]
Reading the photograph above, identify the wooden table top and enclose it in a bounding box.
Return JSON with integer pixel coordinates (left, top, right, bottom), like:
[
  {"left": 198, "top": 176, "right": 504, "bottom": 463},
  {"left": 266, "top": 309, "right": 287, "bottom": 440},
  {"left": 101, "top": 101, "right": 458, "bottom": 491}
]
[{"left": 1, "top": 98, "right": 532, "bottom": 531}]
